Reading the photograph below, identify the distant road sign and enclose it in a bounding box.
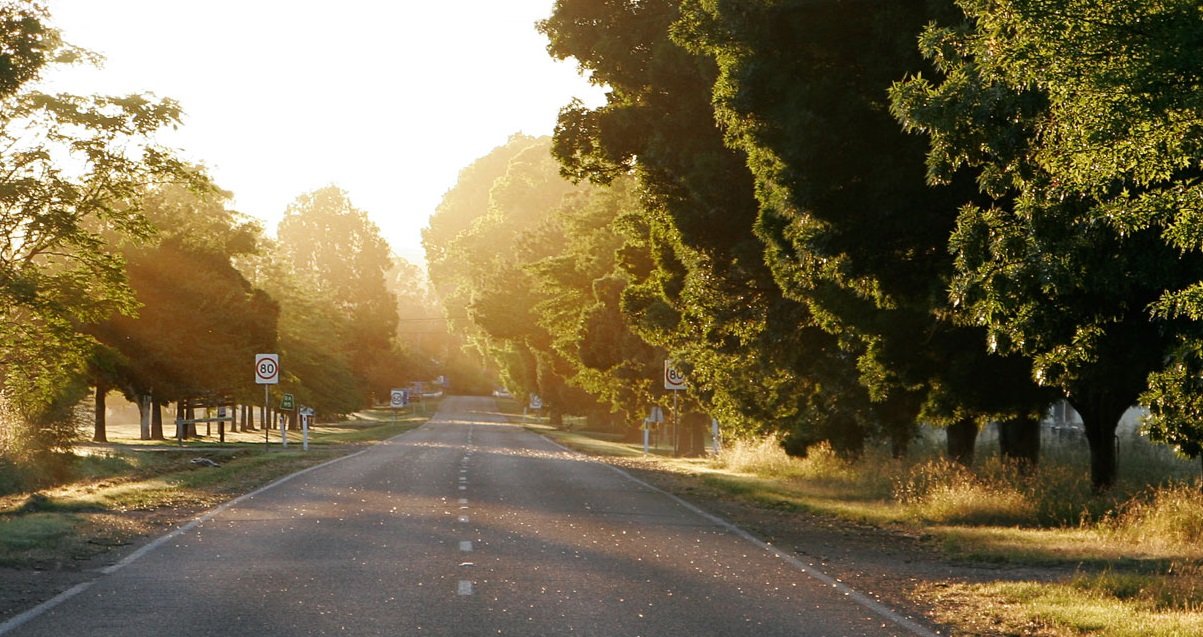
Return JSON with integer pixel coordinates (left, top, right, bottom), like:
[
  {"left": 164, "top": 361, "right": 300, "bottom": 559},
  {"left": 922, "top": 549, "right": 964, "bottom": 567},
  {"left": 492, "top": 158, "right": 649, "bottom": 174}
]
[
  {"left": 664, "top": 359, "right": 687, "bottom": 391},
  {"left": 255, "top": 354, "right": 279, "bottom": 385},
  {"left": 281, "top": 393, "right": 295, "bottom": 410},
  {"left": 390, "top": 389, "right": 408, "bottom": 408}
]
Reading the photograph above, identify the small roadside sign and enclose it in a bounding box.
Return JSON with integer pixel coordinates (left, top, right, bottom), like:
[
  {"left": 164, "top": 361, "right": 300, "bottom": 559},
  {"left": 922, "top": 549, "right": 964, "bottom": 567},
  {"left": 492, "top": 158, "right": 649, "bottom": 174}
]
[
  {"left": 280, "top": 393, "right": 295, "bottom": 410},
  {"left": 255, "top": 353, "right": 279, "bottom": 385},
  {"left": 390, "top": 388, "right": 408, "bottom": 408},
  {"left": 529, "top": 394, "right": 543, "bottom": 410}
]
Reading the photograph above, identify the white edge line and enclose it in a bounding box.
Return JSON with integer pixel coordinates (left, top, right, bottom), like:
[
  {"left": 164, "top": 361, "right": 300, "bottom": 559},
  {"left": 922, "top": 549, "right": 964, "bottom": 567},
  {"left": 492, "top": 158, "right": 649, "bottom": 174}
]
[
  {"left": 0, "top": 429, "right": 418, "bottom": 636},
  {"left": 538, "top": 435, "right": 941, "bottom": 637}
]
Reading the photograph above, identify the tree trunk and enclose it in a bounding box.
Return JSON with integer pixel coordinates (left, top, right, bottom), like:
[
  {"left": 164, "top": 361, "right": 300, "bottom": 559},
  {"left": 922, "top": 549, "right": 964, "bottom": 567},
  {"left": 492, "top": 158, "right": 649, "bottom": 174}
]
[
  {"left": 175, "top": 401, "right": 186, "bottom": 441},
  {"left": 186, "top": 401, "right": 197, "bottom": 438},
  {"left": 92, "top": 383, "right": 108, "bottom": 443},
  {"left": 945, "top": 419, "right": 978, "bottom": 466},
  {"left": 1071, "top": 397, "right": 1128, "bottom": 491},
  {"left": 549, "top": 406, "right": 564, "bottom": 429},
  {"left": 151, "top": 400, "right": 164, "bottom": 440},
  {"left": 998, "top": 414, "right": 1041, "bottom": 472},
  {"left": 138, "top": 394, "right": 151, "bottom": 440}
]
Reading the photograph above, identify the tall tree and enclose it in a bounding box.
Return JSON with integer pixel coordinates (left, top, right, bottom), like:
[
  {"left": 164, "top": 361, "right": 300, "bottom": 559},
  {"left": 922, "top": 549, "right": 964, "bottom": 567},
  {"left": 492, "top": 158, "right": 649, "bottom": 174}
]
[
  {"left": 542, "top": 0, "right": 893, "bottom": 455},
  {"left": 426, "top": 136, "right": 597, "bottom": 421},
  {"left": 277, "top": 186, "right": 403, "bottom": 403},
  {"left": 673, "top": 0, "right": 1052, "bottom": 461},
  {"left": 0, "top": 2, "right": 207, "bottom": 450},
  {"left": 91, "top": 184, "right": 276, "bottom": 439},
  {"left": 889, "top": 0, "right": 1202, "bottom": 487}
]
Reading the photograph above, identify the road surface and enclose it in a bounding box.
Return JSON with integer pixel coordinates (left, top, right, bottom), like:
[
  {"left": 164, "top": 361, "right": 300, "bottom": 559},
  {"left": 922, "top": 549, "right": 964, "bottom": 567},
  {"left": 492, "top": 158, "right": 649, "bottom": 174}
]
[{"left": 1, "top": 396, "right": 934, "bottom": 636}]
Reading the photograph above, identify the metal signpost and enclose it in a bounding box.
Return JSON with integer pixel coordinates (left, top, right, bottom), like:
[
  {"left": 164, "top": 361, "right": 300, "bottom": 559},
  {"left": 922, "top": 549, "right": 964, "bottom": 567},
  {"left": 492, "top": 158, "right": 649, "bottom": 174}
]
[
  {"left": 390, "top": 388, "right": 407, "bottom": 426},
  {"left": 644, "top": 405, "right": 664, "bottom": 454},
  {"left": 255, "top": 353, "right": 279, "bottom": 450},
  {"left": 280, "top": 393, "right": 295, "bottom": 447},
  {"left": 664, "top": 359, "right": 687, "bottom": 455}
]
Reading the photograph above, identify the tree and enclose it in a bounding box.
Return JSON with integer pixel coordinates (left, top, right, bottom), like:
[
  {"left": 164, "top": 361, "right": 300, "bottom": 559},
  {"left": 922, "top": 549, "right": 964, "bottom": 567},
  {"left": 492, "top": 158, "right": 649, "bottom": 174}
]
[
  {"left": 277, "top": 186, "right": 404, "bottom": 403},
  {"left": 889, "top": 0, "right": 1202, "bottom": 487},
  {"left": 425, "top": 136, "right": 601, "bottom": 422},
  {"left": 542, "top": 0, "right": 936, "bottom": 457},
  {"left": 0, "top": 2, "right": 207, "bottom": 451},
  {"left": 528, "top": 177, "right": 664, "bottom": 432},
  {"left": 91, "top": 184, "right": 276, "bottom": 439},
  {"left": 672, "top": 0, "right": 1054, "bottom": 462},
  {"left": 238, "top": 242, "right": 362, "bottom": 417}
]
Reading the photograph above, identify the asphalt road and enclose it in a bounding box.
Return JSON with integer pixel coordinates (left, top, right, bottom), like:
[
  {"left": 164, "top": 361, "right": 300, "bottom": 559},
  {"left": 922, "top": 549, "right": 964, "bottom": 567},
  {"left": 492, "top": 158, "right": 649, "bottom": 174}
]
[{"left": 1, "top": 396, "right": 934, "bottom": 637}]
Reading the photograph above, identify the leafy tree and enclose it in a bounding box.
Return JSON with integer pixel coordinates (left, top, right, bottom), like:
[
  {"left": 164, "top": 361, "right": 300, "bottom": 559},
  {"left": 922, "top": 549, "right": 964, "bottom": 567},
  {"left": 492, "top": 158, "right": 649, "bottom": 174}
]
[
  {"left": 0, "top": 2, "right": 206, "bottom": 451},
  {"left": 542, "top": 0, "right": 902, "bottom": 457},
  {"left": 277, "top": 186, "right": 404, "bottom": 403},
  {"left": 429, "top": 137, "right": 599, "bottom": 422},
  {"left": 238, "top": 242, "right": 361, "bottom": 417},
  {"left": 91, "top": 184, "right": 276, "bottom": 439},
  {"left": 889, "top": 0, "right": 1202, "bottom": 487},
  {"left": 673, "top": 0, "right": 1053, "bottom": 462},
  {"left": 528, "top": 177, "right": 664, "bottom": 432}
]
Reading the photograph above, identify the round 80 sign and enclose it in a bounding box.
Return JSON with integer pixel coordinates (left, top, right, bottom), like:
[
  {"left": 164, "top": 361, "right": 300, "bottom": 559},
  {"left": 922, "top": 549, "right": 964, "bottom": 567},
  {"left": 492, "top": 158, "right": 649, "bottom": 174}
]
[
  {"left": 255, "top": 353, "right": 279, "bottom": 385},
  {"left": 664, "top": 359, "right": 687, "bottom": 391}
]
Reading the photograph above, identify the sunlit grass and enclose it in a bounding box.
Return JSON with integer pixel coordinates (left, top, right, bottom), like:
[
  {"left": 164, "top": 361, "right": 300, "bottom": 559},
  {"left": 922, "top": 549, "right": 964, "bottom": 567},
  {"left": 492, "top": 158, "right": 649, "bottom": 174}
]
[{"left": 921, "top": 570, "right": 1203, "bottom": 636}]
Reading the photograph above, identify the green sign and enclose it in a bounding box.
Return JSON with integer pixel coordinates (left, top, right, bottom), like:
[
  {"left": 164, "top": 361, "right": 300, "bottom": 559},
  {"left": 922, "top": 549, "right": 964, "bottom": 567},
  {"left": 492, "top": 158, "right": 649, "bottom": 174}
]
[{"left": 280, "top": 393, "right": 295, "bottom": 410}]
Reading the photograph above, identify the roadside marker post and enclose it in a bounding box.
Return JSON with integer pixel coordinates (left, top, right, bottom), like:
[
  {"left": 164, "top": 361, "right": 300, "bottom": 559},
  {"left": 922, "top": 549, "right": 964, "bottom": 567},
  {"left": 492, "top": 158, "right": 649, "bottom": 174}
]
[{"left": 300, "top": 407, "right": 314, "bottom": 451}]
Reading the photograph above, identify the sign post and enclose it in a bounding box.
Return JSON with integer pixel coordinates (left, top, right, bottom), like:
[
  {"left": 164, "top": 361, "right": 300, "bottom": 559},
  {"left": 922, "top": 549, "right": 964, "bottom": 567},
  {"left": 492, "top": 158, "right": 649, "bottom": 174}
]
[
  {"left": 664, "top": 360, "right": 687, "bottom": 456},
  {"left": 390, "top": 388, "right": 407, "bottom": 426},
  {"left": 643, "top": 406, "right": 664, "bottom": 455},
  {"left": 280, "top": 393, "right": 295, "bottom": 447},
  {"left": 255, "top": 354, "right": 279, "bottom": 450}
]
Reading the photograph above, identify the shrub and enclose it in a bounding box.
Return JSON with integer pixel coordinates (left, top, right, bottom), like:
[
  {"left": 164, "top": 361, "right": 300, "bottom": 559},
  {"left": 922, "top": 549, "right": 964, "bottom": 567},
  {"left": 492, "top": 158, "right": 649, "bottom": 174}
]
[
  {"left": 894, "top": 458, "right": 1036, "bottom": 526},
  {"left": 1103, "top": 483, "right": 1203, "bottom": 550}
]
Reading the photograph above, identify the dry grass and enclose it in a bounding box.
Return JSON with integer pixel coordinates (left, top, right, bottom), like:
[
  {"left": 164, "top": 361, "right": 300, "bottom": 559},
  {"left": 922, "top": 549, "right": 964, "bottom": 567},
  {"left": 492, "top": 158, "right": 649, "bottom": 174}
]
[{"left": 1103, "top": 484, "right": 1203, "bottom": 550}]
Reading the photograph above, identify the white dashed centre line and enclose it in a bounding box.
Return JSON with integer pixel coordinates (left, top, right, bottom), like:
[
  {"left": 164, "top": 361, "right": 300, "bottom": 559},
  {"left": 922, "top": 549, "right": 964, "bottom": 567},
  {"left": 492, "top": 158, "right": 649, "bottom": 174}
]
[
  {"left": 460, "top": 540, "right": 473, "bottom": 552},
  {"left": 458, "top": 580, "right": 473, "bottom": 596}
]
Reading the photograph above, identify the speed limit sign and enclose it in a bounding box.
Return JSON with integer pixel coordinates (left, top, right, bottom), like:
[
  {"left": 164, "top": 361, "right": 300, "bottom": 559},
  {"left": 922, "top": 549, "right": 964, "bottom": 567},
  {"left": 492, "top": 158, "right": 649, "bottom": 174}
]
[{"left": 255, "top": 353, "right": 279, "bottom": 385}]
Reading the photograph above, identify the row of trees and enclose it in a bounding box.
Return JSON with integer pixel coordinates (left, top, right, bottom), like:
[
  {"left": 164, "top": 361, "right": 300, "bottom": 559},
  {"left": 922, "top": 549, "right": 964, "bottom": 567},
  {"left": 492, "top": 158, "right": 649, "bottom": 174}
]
[
  {"left": 426, "top": 0, "right": 1203, "bottom": 490},
  {"left": 0, "top": 3, "right": 446, "bottom": 459}
]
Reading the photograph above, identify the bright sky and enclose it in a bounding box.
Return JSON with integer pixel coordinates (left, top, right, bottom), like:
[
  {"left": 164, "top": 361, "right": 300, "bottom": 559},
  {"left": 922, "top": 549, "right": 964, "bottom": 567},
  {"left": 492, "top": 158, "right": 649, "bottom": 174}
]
[{"left": 39, "top": 1, "right": 602, "bottom": 265}]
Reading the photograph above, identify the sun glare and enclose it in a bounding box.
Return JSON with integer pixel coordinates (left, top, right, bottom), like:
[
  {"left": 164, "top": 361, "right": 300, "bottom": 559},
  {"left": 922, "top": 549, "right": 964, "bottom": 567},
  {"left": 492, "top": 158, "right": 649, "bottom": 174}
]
[{"left": 39, "top": 0, "right": 604, "bottom": 264}]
